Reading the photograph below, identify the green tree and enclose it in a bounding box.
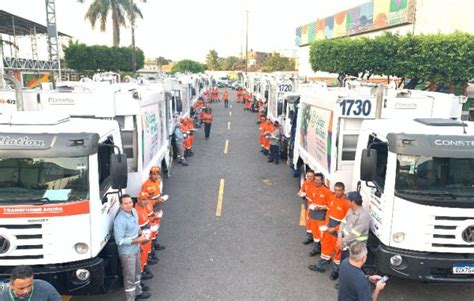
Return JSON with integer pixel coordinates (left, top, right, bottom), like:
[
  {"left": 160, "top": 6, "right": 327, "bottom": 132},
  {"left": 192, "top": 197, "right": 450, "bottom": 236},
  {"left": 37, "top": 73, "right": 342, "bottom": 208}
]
[
  {"left": 171, "top": 59, "right": 205, "bottom": 74},
  {"left": 205, "top": 49, "right": 220, "bottom": 70},
  {"left": 262, "top": 54, "right": 295, "bottom": 72},
  {"left": 221, "top": 56, "right": 245, "bottom": 71},
  {"left": 64, "top": 41, "right": 144, "bottom": 71},
  {"left": 83, "top": 0, "right": 143, "bottom": 47},
  {"left": 156, "top": 56, "right": 170, "bottom": 66}
]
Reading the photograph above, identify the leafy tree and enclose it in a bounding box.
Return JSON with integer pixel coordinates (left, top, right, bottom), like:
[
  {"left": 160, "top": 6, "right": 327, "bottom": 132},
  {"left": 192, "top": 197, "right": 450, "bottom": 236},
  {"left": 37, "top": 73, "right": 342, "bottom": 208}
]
[
  {"left": 309, "top": 32, "right": 474, "bottom": 90},
  {"left": 156, "top": 56, "right": 170, "bottom": 66},
  {"left": 83, "top": 0, "right": 143, "bottom": 47},
  {"left": 205, "top": 49, "right": 220, "bottom": 70},
  {"left": 262, "top": 54, "right": 295, "bottom": 72},
  {"left": 64, "top": 41, "right": 144, "bottom": 71},
  {"left": 221, "top": 56, "right": 245, "bottom": 71},
  {"left": 171, "top": 59, "right": 205, "bottom": 74}
]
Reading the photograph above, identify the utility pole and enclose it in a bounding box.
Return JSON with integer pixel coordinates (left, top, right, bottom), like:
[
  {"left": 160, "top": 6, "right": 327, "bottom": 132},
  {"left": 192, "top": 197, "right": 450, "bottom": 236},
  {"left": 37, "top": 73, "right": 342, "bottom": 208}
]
[
  {"left": 129, "top": 0, "right": 137, "bottom": 76},
  {"left": 45, "top": 0, "right": 61, "bottom": 81},
  {"left": 245, "top": 10, "right": 249, "bottom": 75}
]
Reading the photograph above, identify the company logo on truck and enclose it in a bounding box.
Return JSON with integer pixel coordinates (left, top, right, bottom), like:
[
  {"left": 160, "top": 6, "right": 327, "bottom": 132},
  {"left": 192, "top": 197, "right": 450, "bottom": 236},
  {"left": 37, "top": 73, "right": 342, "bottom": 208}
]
[
  {"left": 434, "top": 140, "right": 474, "bottom": 147},
  {"left": 0, "top": 136, "right": 46, "bottom": 147},
  {"left": 48, "top": 97, "right": 75, "bottom": 105},
  {"left": 462, "top": 226, "right": 474, "bottom": 243},
  {"left": 0, "top": 236, "right": 10, "bottom": 254}
]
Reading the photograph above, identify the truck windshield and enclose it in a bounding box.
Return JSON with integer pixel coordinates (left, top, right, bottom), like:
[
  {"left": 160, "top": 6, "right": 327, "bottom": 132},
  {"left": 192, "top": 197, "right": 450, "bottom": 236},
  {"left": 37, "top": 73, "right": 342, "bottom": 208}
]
[
  {"left": 0, "top": 157, "right": 89, "bottom": 204},
  {"left": 395, "top": 155, "right": 474, "bottom": 205}
]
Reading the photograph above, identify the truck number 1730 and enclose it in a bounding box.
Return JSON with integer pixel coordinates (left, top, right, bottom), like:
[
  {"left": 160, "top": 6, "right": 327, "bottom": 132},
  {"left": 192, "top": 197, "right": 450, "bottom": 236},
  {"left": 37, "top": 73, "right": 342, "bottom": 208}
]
[{"left": 339, "top": 99, "right": 372, "bottom": 117}]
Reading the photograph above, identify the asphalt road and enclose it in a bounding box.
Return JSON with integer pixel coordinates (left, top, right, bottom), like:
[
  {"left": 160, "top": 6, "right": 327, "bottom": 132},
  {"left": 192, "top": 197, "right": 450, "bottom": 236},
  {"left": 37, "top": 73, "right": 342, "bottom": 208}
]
[{"left": 74, "top": 89, "right": 474, "bottom": 301}]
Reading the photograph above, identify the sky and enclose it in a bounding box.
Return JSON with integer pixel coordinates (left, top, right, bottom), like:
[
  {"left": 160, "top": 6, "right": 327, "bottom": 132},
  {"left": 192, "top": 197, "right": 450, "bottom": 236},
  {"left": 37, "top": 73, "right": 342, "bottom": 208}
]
[{"left": 1, "top": 0, "right": 367, "bottom": 62}]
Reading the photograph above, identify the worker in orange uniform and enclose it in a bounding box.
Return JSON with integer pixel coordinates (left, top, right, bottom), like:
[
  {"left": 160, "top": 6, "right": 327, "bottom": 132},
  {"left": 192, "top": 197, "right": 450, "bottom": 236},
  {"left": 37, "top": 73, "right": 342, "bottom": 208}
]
[
  {"left": 135, "top": 192, "right": 156, "bottom": 277},
  {"left": 308, "top": 182, "right": 350, "bottom": 280},
  {"left": 244, "top": 92, "right": 252, "bottom": 111},
  {"left": 202, "top": 107, "right": 213, "bottom": 140},
  {"left": 306, "top": 172, "right": 330, "bottom": 257},
  {"left": 236, "top": 88, "right": 243, "bottom": 103},
  {"left": 180, "top": 118, "right": 193, "bottom": 158},
  {"left": 261, "top": 118, "right": 273, "bottom": 155},
  {"left": 298, "top": 170, "right": 317, "bottom": 245},
  {"left": 223, "top": 90, "right": 229, "bottom": 108},
  {"left": 141, "top": 167, "right": 166, "bottom": 251},
  {"left": 259, "top": 115, "right": 268, "bottom": 153},
  {"left": 192, "top": 97, "right": 205, "bottom": 127},
  {"left": 186, "top": 117, "right": 196, "bottom": 154}
]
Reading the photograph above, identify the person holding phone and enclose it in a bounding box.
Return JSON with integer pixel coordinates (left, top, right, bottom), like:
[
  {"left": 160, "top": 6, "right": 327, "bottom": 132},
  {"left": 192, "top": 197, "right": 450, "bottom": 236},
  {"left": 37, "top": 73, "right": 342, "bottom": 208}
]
[{"left": 338, "top": 242, "right": 386, "bottom": 301}]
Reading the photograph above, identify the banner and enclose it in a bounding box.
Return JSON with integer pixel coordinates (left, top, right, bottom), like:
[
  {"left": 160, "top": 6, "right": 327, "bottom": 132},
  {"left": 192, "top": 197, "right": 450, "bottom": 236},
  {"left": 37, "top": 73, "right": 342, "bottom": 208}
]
[
  {"left": 295, "top": 0, "right": 416, "bottom": 46},
  {"left": 299, "top": 103, "right": 333, "bottom": 171}
]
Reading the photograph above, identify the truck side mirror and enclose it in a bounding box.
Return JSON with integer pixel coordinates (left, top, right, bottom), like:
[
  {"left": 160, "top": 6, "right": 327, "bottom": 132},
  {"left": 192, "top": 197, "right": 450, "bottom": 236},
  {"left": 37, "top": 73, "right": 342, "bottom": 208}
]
[
  {"left": 360, "top": 149, "right": 377, "bottom": 181},
  {"left": 176, "top": 97, "right": 183, "bottom": 113},
  {"left": 110, "top": 153, "right": 128, "bottom": 190},
  {"left": 277, "top": 102, "right": 284, "bottom": 116}
]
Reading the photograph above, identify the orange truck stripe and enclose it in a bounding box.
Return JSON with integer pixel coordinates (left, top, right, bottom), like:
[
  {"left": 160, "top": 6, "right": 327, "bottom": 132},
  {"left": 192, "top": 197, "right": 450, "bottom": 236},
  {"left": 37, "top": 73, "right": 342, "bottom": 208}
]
[{"left": 0, "top": 200, "right": 90, "bottom": 218}]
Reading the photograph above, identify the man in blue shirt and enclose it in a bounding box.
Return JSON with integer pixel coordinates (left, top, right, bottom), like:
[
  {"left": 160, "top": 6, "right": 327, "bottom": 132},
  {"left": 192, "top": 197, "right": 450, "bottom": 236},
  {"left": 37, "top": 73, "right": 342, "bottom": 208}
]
[
  {"left": 1, "top": 265, "right": 61, "bottom": 301},
  {"left": 114, "top": 194, "right": 151, "bottom": 300},
  {"left": 338, "top": 242, "right": 386, "bottom": 301}
]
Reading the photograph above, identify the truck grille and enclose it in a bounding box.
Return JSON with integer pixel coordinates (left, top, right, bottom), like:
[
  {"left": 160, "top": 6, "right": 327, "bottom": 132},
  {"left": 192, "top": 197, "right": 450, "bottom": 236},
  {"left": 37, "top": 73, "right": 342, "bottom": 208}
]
[
  {"left": 0, "top": 224, "right": 44, "bottom": 260},
  {"left": 432, "top": 216, "right": 474, "bottom": 248}
]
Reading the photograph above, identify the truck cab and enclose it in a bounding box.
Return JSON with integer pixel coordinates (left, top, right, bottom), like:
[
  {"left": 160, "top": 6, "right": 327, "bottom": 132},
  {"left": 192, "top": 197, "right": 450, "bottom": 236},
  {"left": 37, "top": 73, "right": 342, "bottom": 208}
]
[
  {"left": 0, "top": 112, "right": 127, "bottom": 293},
  {"left": 355, "top": 118, "right": 474, "bottom": 282}
]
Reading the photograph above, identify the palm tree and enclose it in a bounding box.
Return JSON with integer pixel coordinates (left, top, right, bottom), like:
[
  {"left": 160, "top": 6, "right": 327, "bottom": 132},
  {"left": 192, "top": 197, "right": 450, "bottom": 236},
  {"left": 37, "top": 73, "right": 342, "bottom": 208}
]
[{"left": 83, "top": 0, "right": 143, "bottom": 47}]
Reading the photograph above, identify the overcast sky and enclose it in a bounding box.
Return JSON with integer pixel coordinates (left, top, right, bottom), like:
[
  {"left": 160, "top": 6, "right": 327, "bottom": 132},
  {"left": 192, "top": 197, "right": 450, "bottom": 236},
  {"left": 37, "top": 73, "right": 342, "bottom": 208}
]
[{"left": 1, "top": 0, "right": 367, "bottom": 62}]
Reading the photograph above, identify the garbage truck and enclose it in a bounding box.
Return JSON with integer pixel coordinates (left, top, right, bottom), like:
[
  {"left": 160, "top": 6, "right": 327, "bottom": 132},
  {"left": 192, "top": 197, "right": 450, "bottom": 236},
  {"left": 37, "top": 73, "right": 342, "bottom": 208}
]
[{"left": 293, "top": 82, "right": 474, "bottom": 282}]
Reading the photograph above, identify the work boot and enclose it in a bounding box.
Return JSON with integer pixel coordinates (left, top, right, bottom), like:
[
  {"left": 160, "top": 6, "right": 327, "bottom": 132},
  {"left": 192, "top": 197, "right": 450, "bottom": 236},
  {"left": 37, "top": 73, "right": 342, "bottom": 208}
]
[
  {"left": 309, "top": 242, "right": 321, "bottom": 257},
  {"left": 135, "top": 291, "right": 152, "bottom": 299},
  {"left": 154, "top": 243, "right": 166, "bottom": 250},
  {"left": 302, "top": 236, "right": 313, "bottom": 245},
  {"left": 147, "top": 258, "right": 158, "bottom": 265},
  {"left": 308, "top": 264, "right": 325, "bottom": 273},
  {"left": 141, "top": 271, "right": 153, "bottom": 280},
  {"left": 181, "top": 161, "right": 189, "bottom": 166},
  {"left": 329, "top": 271, "right": 339, "bottom": 281},
  {"left": 189, "top": 150, "right": 194, "bottom": 155},
  {"left": 141, "top": 285, "right": 150, "bottom": 292}
]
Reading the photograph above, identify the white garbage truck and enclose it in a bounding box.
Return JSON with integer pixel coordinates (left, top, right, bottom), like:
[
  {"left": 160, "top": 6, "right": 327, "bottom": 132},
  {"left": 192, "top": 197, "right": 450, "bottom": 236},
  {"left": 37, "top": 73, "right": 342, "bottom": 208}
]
[{"left": 293, "top": 83, "right": 474, "bottom": 282}]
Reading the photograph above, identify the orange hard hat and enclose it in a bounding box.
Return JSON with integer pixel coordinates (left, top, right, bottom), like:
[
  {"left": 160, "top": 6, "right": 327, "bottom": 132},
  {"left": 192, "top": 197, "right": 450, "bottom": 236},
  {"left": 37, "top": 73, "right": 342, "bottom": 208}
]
[
  {"left": 150, "top": 166, "right": 160, "bottom": 174},
  {"left": 138, "top": 191, "right": 149, "bottom": 200}
]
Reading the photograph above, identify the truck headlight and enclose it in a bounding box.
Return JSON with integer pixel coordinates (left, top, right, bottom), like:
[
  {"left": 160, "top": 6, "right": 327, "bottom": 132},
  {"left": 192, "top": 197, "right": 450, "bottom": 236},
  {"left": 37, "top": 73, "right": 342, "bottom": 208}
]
[
  {"left": 74, "top": 242, "right": 89, "bottom": 254},
  {"left": 75, "top": 269, "right": 90, "bottom": 281},
  {"left": 390, "top": 255, "right": 403, "bottom": 267},
  {"left": 392, "top": 232, "right": 405, "bottom": 243}
]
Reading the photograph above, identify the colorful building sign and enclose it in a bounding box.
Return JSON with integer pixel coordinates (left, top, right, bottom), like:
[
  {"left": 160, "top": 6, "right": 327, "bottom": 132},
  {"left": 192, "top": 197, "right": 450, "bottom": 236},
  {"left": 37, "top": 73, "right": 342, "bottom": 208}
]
[{"left": 295, "top": 0, "right": 416, "bottom": 46}]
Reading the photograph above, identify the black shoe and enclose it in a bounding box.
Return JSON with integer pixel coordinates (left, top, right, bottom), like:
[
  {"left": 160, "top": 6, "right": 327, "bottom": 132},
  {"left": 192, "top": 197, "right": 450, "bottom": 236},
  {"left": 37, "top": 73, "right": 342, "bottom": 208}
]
[
  {"left": 135, "top": 291, "right": 152, "bottom": 300},
  {"left": 141, "top": 285, "right": 150, "bottom": 292},
  {"left": 267, "top": 160, "right": 273, "bottom": 163},
  {"left": 329, "top": 271, "right": 339, "bottom": 281},
  {"left": 302, "top": 238, "right": 313, "bottom": 245},
  {"left": 309, "top": 249, "right": 320, "bottom": 257},
  {"left": 150, "top": 251, "right": 158, "bottom": 260},
  {"left": 181, "top": 162, "right": 189, "bottom": 166},
  {"left": 141, "top": 272, "right": 153, "bottom": 280},
  {"left": 147, "top": 258, "right": 158, "bottom": 265},
  {"left": 308, "top": 265, "right": 325, "bottom": 273},
  {"left": 155, "top": 244, "right": 166, "bottom": 251}
]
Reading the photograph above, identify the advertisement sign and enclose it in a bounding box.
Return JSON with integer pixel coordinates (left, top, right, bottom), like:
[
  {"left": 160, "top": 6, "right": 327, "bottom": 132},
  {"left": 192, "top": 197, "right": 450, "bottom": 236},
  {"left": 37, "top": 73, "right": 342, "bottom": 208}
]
[
  {"left": 299, "top": 103, "right": 333, "bottom": 171},
  {"left": 142, "top": 105, "right": 161, "bottom": 168},
  {"left": 295, "top": 0, "right": 416, "bottom": 46}
]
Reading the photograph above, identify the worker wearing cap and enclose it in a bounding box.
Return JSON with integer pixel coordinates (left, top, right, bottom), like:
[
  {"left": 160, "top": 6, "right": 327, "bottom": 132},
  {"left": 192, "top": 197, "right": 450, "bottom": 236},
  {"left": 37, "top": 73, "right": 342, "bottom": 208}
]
[
  {"left": 180, "top": 119, "right": 193, "bottom": 158},
  {"left": 202, "top": 108, "right": 213, "bottom": 140},
  {"left": 267, "top": 121, "right": 282, "bottom": 164},
  {"left": 308, "top": 182, "right": 350, "bottom": 280},
  {"left": 261, "top": 118, "right": 273, "bottom": 155},
  {"left": 141, "top": 167, "right": 166, "bottom": 251},
  {"left": 334, "top": 190, "right": 371, "bottom": 277},
  {"left": 135, "top": 192, "right": 155, "bottom": 276},
  {"left": 307, "top": 172, "right": 331, "bottom": 257},
  {"left": 186, "top": 117, "right": 196, "bottom": 156},
  {"left": 299, "top": 170, "right": 316, "bottom": 245},
  {"left": 259, "top": 116, "right": 268, "bottom": 153}
]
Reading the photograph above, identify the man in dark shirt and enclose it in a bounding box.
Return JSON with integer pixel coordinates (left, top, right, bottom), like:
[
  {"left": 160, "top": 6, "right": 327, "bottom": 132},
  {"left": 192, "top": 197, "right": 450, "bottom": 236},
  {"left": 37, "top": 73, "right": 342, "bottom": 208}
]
[
  {"left": 1, "top": 265, "right": 61, "bottom": 301},
  {"left": 338, "top": 242, "right": 386, "bottom": 301}
]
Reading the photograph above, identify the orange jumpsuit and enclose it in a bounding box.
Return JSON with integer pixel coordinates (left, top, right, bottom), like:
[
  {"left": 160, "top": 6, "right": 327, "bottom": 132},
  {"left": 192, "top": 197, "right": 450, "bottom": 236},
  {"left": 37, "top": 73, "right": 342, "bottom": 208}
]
[
  {"left": 299, "top": 180, "right": 317, "bottom": 234},
  {"left": 320, "top": 194, "right": 350, "bottom": 264},
  {"left": 237, "top": 89, "right": 243, "bottom": 103},
  {"left": 142, "top": 178, "right": 161, "bottom": 198},
  {"left": 135, "top": 204, "right": 152, "bottom": 271},
  {"left": 181, "top": 120, "right": 192, "bottom": 151},
  {"left": 223, "top": 91, "right": 229, "bottom": 102},
  {"left": 306, "top": 185, "right": 330, "bottom": 242},
  {"left": 261, "top": 121, "right": 273, "bottom": 151},
  {"left": 186, "top": 118, "right": 194, "bottom": 147}
]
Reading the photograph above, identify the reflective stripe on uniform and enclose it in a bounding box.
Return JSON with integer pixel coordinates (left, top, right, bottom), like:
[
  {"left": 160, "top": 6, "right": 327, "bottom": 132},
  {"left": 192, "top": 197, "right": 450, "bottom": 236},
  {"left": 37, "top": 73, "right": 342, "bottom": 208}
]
[
  {"left": 320, "top": 253, "right": 331, "bottom": 260},
  {"left": 125, "top": 287, "right": 136, "bottom": 292},
  {"left": 356, "top": 235, "right": 368, "bottom": 241},
  {"left": 351, "top": 229, "right": 362, "bottom": 236}
]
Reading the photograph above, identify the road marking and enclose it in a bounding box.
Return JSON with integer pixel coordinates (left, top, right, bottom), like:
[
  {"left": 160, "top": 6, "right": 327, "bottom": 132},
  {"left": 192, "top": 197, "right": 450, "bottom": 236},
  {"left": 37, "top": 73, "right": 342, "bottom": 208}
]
[
  {"left": 224, "top": 139, "right": 229, "bottom": 154},
  {"left": 299, "top": 204, "right": 306, "bottom": 226},
  {"left": 229, "top": 111, "right": 232, "bottom": 117},
  {"left": 227, "top": 122, "right": 231, "bottom": 130},
  {"left": 216, "top": 179, "right": 225, "bottom": 216}
]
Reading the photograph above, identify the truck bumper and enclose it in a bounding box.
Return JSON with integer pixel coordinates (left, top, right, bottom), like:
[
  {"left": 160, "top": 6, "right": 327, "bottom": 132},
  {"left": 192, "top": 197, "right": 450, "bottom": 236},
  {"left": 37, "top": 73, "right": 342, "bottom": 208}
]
[
  {"left": 0, "top": 257, "right": 110, "bottom": 295},
  {"left": 375, "top": 243, "right": 474, "bottom": 283}
]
